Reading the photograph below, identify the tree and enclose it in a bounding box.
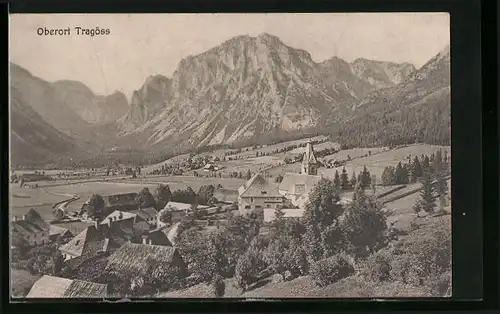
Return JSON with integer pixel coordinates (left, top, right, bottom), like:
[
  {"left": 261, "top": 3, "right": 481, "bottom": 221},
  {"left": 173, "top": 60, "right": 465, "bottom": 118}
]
[
  {"left": 349, "top": 171, "right": 357, "bottom": 190},
  {"left": 245, "top": 170, "right": 252, "bottom": 180},
  {"left": 136, "top": 187, "right": 156, "bottom": 209},
  {"left": 422, "top": 155, "right": 431, "bottom": 173},
  {"left": 197, "top": 185, "right": 216, "bottom": 205},
  {"left": 394, "top": 162, "right": 405, "bottom": 185},
  {"left": 419, "top": 169, "right": 436, "bottom": 213},
  {"left": 154, "top": 184, "right": 172, "bottom": 209},
  {"left": 333, "top": 170, "right": 341, "bottom": 189},
  {"left": 435, "top": 171, "right": 448, "bottom": 210},
  {"left": 302, "top": 179, "right": 344, "bottom": 261},
  {"left": 52, "top": 250, "right": 64, "bottom": 276},
  {"left": 158, "top": 209, "right": 172, "bottom": 225},
  {"left": 86, "top": 194, "right": 105, "bottom": 219},
  {"left": 371, "top": 175, "right": 377, "bottom": 195},
  {"left": 410, "top": 156, "right": 423, "bottom": 183},
  {"left": 341, "top": 184, "right": 387, "bottom": 259},
  {"left": 235, "top": 249, "right": 260, "bottom": 291},
  {"left": 381, "top": 166, "right": 395, "bottom": 186},
  {"left": 340, "top": 167, "right": 349, "bottom": 191}
]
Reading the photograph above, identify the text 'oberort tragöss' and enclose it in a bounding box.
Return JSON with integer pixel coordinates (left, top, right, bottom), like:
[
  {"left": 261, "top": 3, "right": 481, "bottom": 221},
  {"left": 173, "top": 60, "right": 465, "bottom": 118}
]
[{"left": 36, "top": 27, "right": 111, "bottom": 37}]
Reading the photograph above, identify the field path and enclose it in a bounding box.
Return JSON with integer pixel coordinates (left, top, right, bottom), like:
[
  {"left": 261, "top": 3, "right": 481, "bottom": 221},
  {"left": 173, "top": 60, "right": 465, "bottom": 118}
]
[{"left": 42, "top": 188, "right": 80, "bottom": 211}]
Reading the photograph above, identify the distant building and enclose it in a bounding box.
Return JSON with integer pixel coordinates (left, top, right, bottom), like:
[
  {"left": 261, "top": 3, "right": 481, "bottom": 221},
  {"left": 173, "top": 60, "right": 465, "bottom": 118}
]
[
  {"left": 130, "top": 207, "right": 158, "bottom": 227},
  {"left": 105, "top": 243, "right": 186, "bottom": 277},
  {"left": 158, "top": 202, "right": 210, "bottom": 227},
  {"left": 51, "top": 220, "right": 94, "bottom": 237},
  {"left": 237, "top": 173, "right": 284, "bottom": 215},
  {"left": 26, "top": 275, "right": 108, "bottom": 298},
  {"left": 279, "top": 141, "right": 322, "bottom": 210},
  {"left": 213, "top": 189, "right": 239, "bottom": 205},
  {"left": 263, "top": 207, "right": 305, "bottom": 223},
  {"left": 12, "top": 209, "right": 50, "bottom": 247}
]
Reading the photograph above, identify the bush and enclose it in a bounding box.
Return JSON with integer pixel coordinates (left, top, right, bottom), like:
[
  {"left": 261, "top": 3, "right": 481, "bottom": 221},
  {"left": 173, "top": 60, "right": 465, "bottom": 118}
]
[
  {"left": 363, "top": 250, "right": 392, "bottom": 282},
  {"left": 235, "top": 250, "right": 260, "bottom": 291},
  {"left": 310, "top": 253, "right": 355, "bottom": 287},
  {"left": 211, "top": 274, "right": 225, "bottom": 297}
]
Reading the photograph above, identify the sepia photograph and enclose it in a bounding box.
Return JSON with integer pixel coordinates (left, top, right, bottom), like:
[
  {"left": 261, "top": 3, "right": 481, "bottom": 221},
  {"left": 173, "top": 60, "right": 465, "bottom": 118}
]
[{"left": 9, "top": 13, "right": 451, "bottom": 299}]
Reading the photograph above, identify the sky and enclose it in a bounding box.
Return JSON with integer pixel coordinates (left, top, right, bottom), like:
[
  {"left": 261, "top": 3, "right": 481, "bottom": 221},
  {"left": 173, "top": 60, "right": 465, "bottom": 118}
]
[{"left": 10, "top": 13, "right": 449, "bottom": 99}]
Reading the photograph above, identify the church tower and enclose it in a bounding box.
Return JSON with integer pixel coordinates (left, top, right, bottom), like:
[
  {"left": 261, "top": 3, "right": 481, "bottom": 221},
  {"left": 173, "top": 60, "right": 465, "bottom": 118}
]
[{"left": 301, "top": 141, "right": 318, "bottom": 175}]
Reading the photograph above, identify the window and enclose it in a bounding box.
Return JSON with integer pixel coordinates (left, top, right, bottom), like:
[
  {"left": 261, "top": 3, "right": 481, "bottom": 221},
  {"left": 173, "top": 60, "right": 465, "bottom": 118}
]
[
  {"left": 75, "top": 240, "right": 81, "bottom": 245},
  {"left": 261, "top": 191, "right": 267, "bottom": 195},
  {"left": 251, "top": 197, "right": 254, "bottom": 203},
  {"left": 295, "top": 184, "right": 306, "bottom": 194},
  {"left": 245, "top": 205, "right": 251, "bottom": 209},
  {"left": 267, "top": 204, "right": 271, "bottom": 208},
  {"left": 255, "top": 205, "right": 262, "bottom": 209}
]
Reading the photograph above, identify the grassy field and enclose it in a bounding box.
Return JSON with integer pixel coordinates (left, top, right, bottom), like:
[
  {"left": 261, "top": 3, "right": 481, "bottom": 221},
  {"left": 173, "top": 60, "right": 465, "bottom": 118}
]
[{"left": 320, "top": 144, "right": 450, "bottom": 179}]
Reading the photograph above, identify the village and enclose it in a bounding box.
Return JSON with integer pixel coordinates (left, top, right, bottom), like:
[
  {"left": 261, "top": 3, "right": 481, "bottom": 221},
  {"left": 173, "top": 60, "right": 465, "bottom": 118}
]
[{"left": 10, "top": 140, "right": 452, "bottom": 298}]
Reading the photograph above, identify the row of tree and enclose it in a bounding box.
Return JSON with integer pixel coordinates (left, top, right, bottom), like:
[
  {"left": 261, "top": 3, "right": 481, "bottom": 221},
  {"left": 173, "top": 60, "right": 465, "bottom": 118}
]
[{"left": 332, "top": 166, "right": 374, "bottom": 192}]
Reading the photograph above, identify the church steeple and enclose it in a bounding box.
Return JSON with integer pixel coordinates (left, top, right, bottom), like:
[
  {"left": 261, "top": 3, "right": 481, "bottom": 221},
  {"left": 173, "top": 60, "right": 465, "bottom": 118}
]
[{"left": 301, "top": 141, "right": 318, "bottom": 175}]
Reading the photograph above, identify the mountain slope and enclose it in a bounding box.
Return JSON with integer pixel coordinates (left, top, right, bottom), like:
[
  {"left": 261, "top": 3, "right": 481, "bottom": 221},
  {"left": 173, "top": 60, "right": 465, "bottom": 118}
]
[
  {"left": 10, "top": 63, "right": 129, "bottom": 140},
  {"left": 331, "top": 45, "right": 450, "bottom": 147},
  {"left": 10, "top": 86, "right": 77, "bottom": 166},
  {"left": 118, "top": 33, "right": 414, "bottom": 152},
  {"left": 350, "top": 58, "right": 416, "bottom": 88}
]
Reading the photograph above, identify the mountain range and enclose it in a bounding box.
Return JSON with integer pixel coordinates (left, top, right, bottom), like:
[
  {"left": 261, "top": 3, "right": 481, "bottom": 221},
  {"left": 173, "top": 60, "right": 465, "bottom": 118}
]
[{"left": 9, "top": 33, "right": 449, "bottom": 167}]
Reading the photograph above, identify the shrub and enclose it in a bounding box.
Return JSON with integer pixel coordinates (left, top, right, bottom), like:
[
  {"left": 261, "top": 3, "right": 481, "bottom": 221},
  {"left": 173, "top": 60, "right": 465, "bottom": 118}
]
[
  {"left": 235, "top": 250, "right": 259, "bottom": 291},
  {"left": 211, "top": 274, "right": 225, "bottom": 297},
  {"left": 363, "top": 250, "right": 392, "bottom": 282},
  {"left": 310, "top": 253, "right": 355, "bottom": 287}
]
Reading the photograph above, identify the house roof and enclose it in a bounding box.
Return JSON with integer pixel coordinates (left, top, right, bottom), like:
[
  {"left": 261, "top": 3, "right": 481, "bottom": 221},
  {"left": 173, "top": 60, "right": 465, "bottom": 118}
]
[
  {"left": 238, "top": 173, "right": 282, "bottom": 198},
  {"left": 102, "top": 193, "right": 138, "bottom": 208},
  {"left": 26, "top": 275, "right": 107, "bottom": 298},
  {"left": 146, "top": 228, "right": 172, "bottom": 246},
  {"left": 12, "top": 209, "right": 49, "bottom": 236},
  {"left": 164, "top": 202, "right": 209, "bottom": 212},
  {"left": 49, "top": 225, "right": 72, "bottom": 237},
  {"left": 213, "top": 189, "right": 238, "bottom": 204},
  {"left": 132, "top": 207, "right": 158, "bottom": 220},
  {"left": 279, "top": 173, "right": 322, "bottom": 195},
  {"left": 101, "top": 210, "right": 137, "bottom": 224},
  {"left": 52, "top": 221, "right": 94, "bottom": 236},
  {"left": 105, "top": 243, "right": 180, "bottom": 275}
]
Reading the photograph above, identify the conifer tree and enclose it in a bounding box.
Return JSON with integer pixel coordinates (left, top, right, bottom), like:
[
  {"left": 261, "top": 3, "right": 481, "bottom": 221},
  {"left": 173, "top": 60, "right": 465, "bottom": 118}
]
[
  {"left": 410, "top": 156, "right": 423, "bottom": 183},
  {"left": 419, "top": 169, "right": 436, "bottom": 213},
  {"left": 340, "top": 167, "right": 349, "bottom": 191},
  {"left": 350, "top": 171, "right": 357, "bottom": 190},
  {"left": 381, "top": 166, "right": 395, "bottom": 186},
  {"left": 394, "top": 162, "right": 405, "bottom": 184},
  {"left": 422, "top": 155, "right": 431, "bottom": 173},
  {"left": 333, "top": 170, "right": 341, "bottom": 189}
]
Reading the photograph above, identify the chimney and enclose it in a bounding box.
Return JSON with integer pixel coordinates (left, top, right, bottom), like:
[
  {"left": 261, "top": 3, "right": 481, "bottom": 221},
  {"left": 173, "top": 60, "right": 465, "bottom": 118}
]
[
  {"left": 22, "top": 214, "right": 27, "bottom": 220},
  {"left": 12, "top": 216, "right": 17, "bottom": 222},
  {"left": 149, "top": 238, "right": 152, "bottom": 245},
  {"left": 107, "top": 217, "right": 112, "bottom": 227},
  {"left": 94, "top": 219, "right": 99, "bottom": 229},
  {"left": 142, "top": 235, "right": 148, "bottom": 244}
]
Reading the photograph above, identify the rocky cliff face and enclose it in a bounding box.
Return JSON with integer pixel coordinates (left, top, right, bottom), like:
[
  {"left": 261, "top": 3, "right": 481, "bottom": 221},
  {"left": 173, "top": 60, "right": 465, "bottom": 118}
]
[
  {"left": 118, "top": 33, "right": 416, "bottom": 150},
  {"left": 350, "top": 58, "right": 416, "bottom": 89}
]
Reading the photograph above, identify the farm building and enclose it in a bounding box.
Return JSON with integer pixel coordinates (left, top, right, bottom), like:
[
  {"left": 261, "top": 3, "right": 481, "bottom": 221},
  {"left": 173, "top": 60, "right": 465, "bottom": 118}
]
[
  {"left": 279, "top": 141, "right": 322, "bottom": 210},
  {"left": 81, "top": 193, "right": 138, "bottom": 214},
  {"left": 163, "top": 201, "right": 209, "bottom": 212},
  {"left": 105, "top": 243, "right": 186, "bottom": 277},
  {"left": 11, "top": 209, "right": 50, "bottom": 247},
  {"left": 237, "top": 173, "right": 284, "bottom": 215},
  {"left": 26, "top": 275, "right": 107, "bottom": 298},
  {"left": 102, "top": 207, "right": 158, "bottom": 228},
  {"left": 49, "top": 225, "right": 73, "bottom": 243},
  {"left": 130, "top": 207, "right": 158, "bottom": 227},
  {"left": 59, "top": 217, "right": 169, "bottom": 262}
]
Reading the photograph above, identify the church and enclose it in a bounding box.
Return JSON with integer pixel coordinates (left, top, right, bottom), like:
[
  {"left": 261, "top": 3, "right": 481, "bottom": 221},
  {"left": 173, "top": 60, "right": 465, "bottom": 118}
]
[{"left": 278, "top": 141, "right": 322, "bottom": 210}]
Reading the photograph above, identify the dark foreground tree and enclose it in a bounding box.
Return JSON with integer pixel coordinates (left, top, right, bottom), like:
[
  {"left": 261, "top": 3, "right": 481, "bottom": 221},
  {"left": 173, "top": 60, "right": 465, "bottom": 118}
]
[
  {"left": 136, "top": 187, "right": 156, "bottom": 209},
  {"left": 86, "top": 194, "right": 105, "bottom": 219}
]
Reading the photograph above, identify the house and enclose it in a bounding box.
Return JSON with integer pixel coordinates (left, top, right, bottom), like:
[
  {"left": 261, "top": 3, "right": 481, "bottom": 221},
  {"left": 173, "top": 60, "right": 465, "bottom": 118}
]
[
  {"left": 131, "top": 207, "right": 158, "bottom": 227},
  {"left": 279, "top": 141, "right": 322, "bottom": 210},
  {"left": 26, "top": 275, "right": 107, "bottom": 298},
  {"left": 105, "top": 243, "right": 186, "bottom": 277},
  {"left": 49, "top": 225, "right": 74, "bottom": 242},
  {"left": 237, "top": 173, "right": 284, "bottom": 215},
  {"left": 81, "top": 192, "right": 138, "bottom": 215},
  {"left": 158, "top": 202, "right": 210, "bottom": 227},
  {"left": 11, "top": 209, "right": 50, "bottom": 247},
  {"left": 59, "top": 217, "right": 167, "bottom": 262}
]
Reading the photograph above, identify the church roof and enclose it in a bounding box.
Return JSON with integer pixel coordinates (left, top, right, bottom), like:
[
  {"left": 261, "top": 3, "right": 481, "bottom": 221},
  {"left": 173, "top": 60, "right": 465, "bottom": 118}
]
[
  {"left": 279, "top": 173, "right": 322, "bottom": 195},
  {"left": 302, "top": 142, "right": 318, "bottom": 165}
]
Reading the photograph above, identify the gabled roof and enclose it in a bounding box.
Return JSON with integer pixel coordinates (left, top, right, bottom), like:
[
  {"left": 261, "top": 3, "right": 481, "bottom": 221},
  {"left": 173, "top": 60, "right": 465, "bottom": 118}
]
[
  {"left": 213, "top": 189, "right": 238, "bottom": 204},
  {"left": 12, "top": 209, "right": 49, "bottom": 236},
  {"left": 49, "top": 225, "right": 72, "bottom": 238},
  {"left": 26, "top": 275, "right": 107, "bottom": 298},
  {"left": 133, "top": 207, "right": 157, "bottom": 220},
  {"left": 106, "top": 243, "right": 180, "bottom": 275},
  {"left": 101, "top": 210, "right": 137, "bottom": 224},
  {"left": 238, "top": 173, "right": 282, "bottom": 198},
  {"left": 52, "top": 221, "right": 94, "bottom": 236},
  {"left": 146, "top": 228, "right": 172, "bottom": 246},
  {"left": 279, "top": 173, "right": 322, "bottom": 195}
]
